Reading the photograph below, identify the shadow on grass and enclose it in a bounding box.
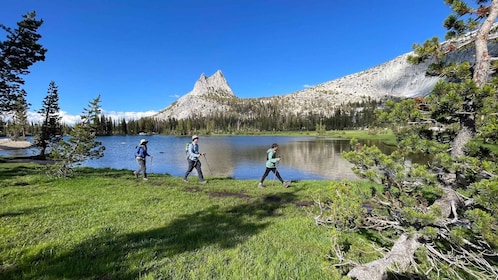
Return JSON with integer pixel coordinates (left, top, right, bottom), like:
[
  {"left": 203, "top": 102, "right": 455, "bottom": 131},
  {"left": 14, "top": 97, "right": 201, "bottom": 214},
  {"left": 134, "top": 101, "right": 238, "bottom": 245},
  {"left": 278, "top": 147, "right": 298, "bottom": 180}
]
[
  {"left": 74, "top": 167, "right": 131, "bottom": 177},
  {"left": 0, "top": 165, "right": 42, "bottom": 179},
  {"left": 2, "top": 191, "right": 301, "bottom": 279},
  {"left": 0, "top": 206, "right": 49, "bottom": 218}
]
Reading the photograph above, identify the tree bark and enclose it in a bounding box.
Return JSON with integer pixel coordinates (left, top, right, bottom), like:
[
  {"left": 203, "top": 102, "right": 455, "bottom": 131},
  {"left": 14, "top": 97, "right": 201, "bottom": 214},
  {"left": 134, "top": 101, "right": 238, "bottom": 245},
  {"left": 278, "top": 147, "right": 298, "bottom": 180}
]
[
  {"left": 452, "top": 1, "right": 498, "bottom": 157},
  {"left": 347, "top": 233, "right": 420, "bottom": 280},
  {"left": 451, "top": 124, "right": 474, "bottom": 158},
  {"left": 473, "top": 1, "right": 498, "bottom": 86}
]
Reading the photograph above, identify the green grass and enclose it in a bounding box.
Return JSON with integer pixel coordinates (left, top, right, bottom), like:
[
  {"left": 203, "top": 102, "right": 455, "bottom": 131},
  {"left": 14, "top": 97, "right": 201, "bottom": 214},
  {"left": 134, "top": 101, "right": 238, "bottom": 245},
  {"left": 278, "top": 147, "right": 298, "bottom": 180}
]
[
  {"left": 0, "top": 164, "right": 350, "bottom": 279},
  {"left": 210, "top": 129, "right": 397, "bottom": 145},
  {"left": 320, "top": 129, "right": 394, "bottom": 140}
]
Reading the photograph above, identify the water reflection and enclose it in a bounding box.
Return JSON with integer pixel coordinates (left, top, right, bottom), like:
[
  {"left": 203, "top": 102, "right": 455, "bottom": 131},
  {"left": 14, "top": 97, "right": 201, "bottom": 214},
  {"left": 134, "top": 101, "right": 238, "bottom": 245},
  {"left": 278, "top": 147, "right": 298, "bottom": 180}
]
[{"left": 0, "top": 136, "right": 397, "bottom": 181}]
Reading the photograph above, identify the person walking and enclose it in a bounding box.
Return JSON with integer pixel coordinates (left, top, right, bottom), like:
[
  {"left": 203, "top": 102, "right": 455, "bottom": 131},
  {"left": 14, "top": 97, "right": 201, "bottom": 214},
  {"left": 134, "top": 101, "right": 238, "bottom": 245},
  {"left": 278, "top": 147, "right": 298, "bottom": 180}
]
[
  {"left": 183, "top": 135, "right": 207, "bottom": 184},
  {"left": 133, "top": 139, "right": 152, "bottom": 180},
  {"left": 258, "top": 143, "right": 290, "bottom": 188}
]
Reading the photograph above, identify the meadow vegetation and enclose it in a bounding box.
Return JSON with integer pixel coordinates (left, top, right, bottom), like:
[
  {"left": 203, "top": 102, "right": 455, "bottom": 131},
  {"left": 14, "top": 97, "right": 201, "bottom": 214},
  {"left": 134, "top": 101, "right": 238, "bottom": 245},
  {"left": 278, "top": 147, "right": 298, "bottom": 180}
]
[
  {"left": 213, "top": 129, "right": 397, "bottom": 144},
  {"left": 0, "top": 162, "right": 376, "bottom": 279},
  {"left": 2, "top": 129, "right": 496, "bottom": 279}
]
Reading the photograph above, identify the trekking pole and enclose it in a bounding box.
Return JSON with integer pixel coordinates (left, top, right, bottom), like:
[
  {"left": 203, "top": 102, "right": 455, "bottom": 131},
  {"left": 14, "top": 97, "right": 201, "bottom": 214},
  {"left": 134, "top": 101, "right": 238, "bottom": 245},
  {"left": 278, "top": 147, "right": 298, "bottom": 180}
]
[
  {"left": 272, "top": 168, "right": 276, "bottom": 186},
  {"left": 274, "top": 156, "right": 285, "bottom": 186},
  {"left": 203, "top": 154, "right": 212, "bottom": 175},
  {"left": 272, "top": 160, "right": 279, "bottom": 186},
  {"left": 149, "top": 156, "right": 153, "bottom": 174}
]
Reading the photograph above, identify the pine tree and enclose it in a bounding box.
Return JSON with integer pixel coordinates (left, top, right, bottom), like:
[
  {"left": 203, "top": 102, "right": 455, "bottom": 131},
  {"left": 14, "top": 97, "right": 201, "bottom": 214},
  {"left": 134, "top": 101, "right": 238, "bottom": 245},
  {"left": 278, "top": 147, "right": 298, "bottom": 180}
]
[
  {"left": 0, "top": 11, "right": 46, "bottom": 113},
  {"left": 34, "top": 81, "right": 62, "bottom": 159},
  {"left": 48, "top": 95, "right": 105, "bottom": 178},
  {"left": 7, "top": 89, "right": 30, "bottom": 140},
  {"left": 317, "top": 1, "right": 498, "bottom": 279}
]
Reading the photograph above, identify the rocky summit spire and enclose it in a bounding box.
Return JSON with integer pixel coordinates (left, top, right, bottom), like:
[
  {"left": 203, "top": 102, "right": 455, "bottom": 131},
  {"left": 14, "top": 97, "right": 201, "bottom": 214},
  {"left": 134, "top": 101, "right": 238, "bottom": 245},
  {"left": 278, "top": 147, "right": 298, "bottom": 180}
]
[
  {"left": 190, "top": 70, "right": 234, "bottom": 97},
  {"left": 155, "top": 32, "right": 498, "bottom": 122}
]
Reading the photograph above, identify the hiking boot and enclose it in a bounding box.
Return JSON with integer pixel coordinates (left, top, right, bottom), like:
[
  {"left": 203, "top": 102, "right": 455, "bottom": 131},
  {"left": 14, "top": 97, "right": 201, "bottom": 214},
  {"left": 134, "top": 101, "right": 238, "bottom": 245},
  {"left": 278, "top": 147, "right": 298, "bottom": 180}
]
[
  {"left": 199, "top": 180, "right": 207, "bottom": 184},
  {"left": 283, "top": 181, "right": 291, "bottom": 188},
  {"left": 258, "top": 182, "right": 265, "bottom": 189}
]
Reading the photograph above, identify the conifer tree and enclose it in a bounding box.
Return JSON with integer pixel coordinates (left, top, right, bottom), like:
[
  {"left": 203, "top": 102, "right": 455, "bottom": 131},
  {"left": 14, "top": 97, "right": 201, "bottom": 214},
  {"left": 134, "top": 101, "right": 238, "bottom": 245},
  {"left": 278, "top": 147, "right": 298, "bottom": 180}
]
[
  {"left": 48, "top": 95, "right": 105, "bottom": 178},
  {"left": 0, "top": 11, "right": 46, "bottom": 113},
  {"left": 7, "top": 89, "right": 29, "bottom": 140},
  {"left": 316, "top": 1, "right": 498, "bottom": 279},
  {"left": 34, "top": 81, "right": 62, "bottom": 159}
]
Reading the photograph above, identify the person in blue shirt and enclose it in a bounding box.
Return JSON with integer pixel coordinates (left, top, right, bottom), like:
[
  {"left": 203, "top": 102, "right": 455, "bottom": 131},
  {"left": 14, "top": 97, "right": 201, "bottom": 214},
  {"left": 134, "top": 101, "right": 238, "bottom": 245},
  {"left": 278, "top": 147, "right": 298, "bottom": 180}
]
[
  {"left": 258, "top": 143, "right": 290, "bottom": 188},
  {"left": 134, "top": 139, "right": 152, "bottom": 180},
  {"left": 183, "top": 135, "right": 207, "bottom": 184}
]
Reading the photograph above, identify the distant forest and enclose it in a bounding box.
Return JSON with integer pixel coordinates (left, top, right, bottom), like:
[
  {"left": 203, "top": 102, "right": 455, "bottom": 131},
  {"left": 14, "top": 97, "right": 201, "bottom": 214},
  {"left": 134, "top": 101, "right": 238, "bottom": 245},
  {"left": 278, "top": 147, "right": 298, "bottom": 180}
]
[{"left": 3, "top": 98, "right": 384, "bottom": 137}]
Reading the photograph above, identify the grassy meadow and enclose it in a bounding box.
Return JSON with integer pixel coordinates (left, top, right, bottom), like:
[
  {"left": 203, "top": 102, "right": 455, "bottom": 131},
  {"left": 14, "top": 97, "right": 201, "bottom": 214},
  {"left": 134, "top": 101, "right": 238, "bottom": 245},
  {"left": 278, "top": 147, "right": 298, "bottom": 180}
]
[
  {"left": 0, "top": 162, "right": 361, "bottom": 279},
  {"left": 215, "top": 129, "right": 396, "bottom": 143},
  {"left": 6, "top": 130, "right": 494, "bottom": 279}
]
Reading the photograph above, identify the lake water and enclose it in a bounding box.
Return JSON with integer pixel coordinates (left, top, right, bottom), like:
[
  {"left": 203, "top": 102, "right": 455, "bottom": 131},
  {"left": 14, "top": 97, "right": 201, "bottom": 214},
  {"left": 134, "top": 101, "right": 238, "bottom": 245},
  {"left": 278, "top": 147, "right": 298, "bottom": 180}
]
[{"left": 0, "top": 135, "right": 396, "bottom": 181}]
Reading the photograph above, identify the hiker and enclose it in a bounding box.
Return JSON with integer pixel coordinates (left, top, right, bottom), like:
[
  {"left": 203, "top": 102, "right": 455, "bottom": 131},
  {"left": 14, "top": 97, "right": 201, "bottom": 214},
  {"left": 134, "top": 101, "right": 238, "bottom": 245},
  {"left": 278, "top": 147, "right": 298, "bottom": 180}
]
[
  {"left": 134, "top": 139, "right": 152, "bottom": 180},
  {"left": 258, "top": 143, "right": 290, "bottom": 188},
  {"left": 183, "top": 135, "right": 207, "bottom": 184}
]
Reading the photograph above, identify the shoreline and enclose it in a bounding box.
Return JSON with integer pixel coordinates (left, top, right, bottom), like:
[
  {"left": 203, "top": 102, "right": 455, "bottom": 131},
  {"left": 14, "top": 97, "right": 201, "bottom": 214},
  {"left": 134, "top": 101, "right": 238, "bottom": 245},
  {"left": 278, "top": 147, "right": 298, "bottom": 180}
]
[{"left": 0, "top": 139, "right": 33, "bottom": 150}]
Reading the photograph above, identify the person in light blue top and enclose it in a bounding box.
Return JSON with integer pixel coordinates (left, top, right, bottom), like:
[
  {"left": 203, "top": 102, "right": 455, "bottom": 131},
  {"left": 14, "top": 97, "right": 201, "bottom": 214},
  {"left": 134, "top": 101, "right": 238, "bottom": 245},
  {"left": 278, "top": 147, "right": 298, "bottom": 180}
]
[
  {"left": 183, "top": 135, "right": 207, "bottom": 184},
  {"left": 258, "top": 143, "right": 290, "bottom": 188}
]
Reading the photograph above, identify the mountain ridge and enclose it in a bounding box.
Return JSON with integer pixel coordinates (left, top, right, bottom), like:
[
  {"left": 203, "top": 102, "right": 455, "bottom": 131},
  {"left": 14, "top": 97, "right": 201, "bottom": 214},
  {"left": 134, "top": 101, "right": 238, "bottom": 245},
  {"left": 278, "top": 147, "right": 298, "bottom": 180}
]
[{"left": 154, "top": 38, "right": 498, "bottom": 120}]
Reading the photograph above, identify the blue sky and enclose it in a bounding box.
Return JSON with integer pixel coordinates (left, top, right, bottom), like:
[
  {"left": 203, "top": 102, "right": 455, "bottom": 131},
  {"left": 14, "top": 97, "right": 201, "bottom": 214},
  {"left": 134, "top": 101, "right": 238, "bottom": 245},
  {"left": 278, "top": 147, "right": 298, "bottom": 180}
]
[{"left": 1, "top": 0, "right": 450, "bottom": 123}]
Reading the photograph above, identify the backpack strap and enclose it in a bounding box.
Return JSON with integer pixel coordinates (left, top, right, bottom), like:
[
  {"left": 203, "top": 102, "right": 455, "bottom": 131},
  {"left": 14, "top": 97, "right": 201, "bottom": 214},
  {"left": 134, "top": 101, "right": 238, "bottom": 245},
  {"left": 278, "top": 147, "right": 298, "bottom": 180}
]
[{"left": 135, "top": 145, "right": 143, "bottom": 157}]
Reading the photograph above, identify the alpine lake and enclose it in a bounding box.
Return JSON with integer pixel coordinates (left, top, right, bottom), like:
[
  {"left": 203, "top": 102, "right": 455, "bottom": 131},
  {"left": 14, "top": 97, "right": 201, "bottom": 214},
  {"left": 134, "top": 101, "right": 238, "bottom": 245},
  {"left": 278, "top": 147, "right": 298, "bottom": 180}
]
[{"left": 1, "top": 135, "right": 404, "bottom": 181}]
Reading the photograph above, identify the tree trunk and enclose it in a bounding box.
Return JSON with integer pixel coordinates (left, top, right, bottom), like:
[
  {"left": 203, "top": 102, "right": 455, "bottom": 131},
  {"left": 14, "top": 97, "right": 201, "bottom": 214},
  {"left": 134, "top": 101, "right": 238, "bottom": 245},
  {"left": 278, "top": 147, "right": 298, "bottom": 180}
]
[
  {"left": 473, "top": 0, "right": 498, "bottom": 87},
  {"left": 452, "top": 1, "right": 498, "bottom": 157},
  {"left": 347, "top": 233, "right": 420, "bottom": 280},
  {"left": 451, "top": 123, "right": 474, "bottom": 158}
]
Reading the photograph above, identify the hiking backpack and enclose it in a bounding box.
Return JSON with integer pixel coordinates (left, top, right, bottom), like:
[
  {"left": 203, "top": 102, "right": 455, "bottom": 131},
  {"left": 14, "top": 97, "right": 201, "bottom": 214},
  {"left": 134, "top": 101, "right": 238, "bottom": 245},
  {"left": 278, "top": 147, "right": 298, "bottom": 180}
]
[
  {"left": 185, "top": 143, "right": 190, "bottom": 157},
  {"left": 134, "top": 145, "right": 141, "bottom": 157},
  {"left": 266, "top": 149, "right": 275, "bottom": 160}
]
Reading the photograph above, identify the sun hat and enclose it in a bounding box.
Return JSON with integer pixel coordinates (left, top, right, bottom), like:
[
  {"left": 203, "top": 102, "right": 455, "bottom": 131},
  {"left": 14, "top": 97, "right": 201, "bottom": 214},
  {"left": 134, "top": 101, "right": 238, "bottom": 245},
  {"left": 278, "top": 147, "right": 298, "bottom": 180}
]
[
  {"left": 192, "top": 135, "right": 199, "bottom": 140},
  {"left": 140, "top": 139, "right": 148, "bottom": 145}
]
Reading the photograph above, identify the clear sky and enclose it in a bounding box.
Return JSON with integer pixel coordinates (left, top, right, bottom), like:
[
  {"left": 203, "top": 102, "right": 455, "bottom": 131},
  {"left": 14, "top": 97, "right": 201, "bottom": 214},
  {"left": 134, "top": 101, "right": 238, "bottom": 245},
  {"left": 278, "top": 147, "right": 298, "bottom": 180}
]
[{"left": 1, "top": 0, "right": 450, "bottom": 123}]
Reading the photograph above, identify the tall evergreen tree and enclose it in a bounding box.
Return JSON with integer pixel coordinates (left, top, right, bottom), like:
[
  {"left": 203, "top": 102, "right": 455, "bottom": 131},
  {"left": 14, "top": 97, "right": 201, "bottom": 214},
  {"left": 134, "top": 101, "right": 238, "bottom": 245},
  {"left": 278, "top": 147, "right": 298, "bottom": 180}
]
[
  {"left": 33, "top": 81, "right": 62, "bottom": 159},
  {"left": 0, "top": 11, "right": 46, "bottom": 113},
  {"left": 119, "top": 118, "right": 127, "bottom": 135},
  {"left": 7, "top": 89, "right": 29, "bottom": 140}
]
